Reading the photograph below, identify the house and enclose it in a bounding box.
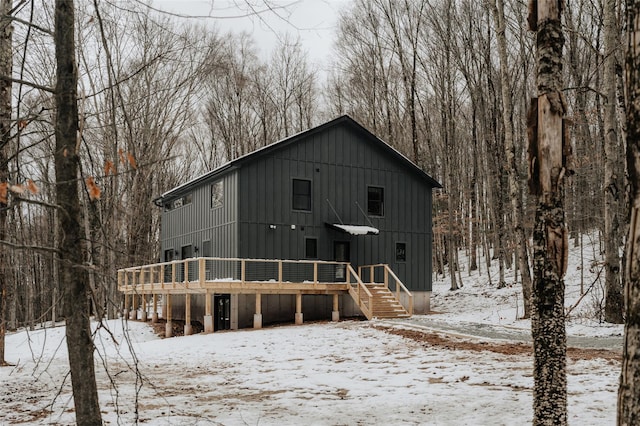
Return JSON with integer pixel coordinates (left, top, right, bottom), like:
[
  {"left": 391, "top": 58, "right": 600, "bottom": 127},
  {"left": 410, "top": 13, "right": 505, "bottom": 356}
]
[{"left": 119, "top": 115, "right": 441, "bottom": 334}]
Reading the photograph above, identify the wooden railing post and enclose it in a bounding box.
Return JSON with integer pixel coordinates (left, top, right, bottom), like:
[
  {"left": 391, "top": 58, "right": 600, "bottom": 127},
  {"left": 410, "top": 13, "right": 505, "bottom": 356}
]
[
  {"left": 241, "top": 259, "right": 246, "bottom": 282},
  {"left": 278, "top": 260, "right": 283, "bottom": 286},
  {"left": 184, "top": 260, "right": 189, "bottom": 288},
  {"left": 313, "top": 262, "right": 318, "bottom": 289},
  {"left": 171, "top": 262, "right": 176, "bottom": 287},
  {"left": 199, "top": 258, "right": 205, "bottom": 287},
  {"left": 160, "top": 264, "right": 165, "bottom": 289},
  {"left": 369, "top": 265, "right": 374, "bottom": 284}
]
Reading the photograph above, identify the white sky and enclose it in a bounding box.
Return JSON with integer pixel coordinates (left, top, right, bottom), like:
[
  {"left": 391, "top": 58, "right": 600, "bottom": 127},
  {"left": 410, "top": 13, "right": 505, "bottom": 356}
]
[{"left": 151, "top": 0, "right": 352, "bottom": 69}]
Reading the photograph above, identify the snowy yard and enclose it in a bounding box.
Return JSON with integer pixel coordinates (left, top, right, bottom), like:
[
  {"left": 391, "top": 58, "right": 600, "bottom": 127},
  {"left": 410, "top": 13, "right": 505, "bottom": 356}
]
[{"left": 0, "top": 234, "right": 624, "bottom": 425}]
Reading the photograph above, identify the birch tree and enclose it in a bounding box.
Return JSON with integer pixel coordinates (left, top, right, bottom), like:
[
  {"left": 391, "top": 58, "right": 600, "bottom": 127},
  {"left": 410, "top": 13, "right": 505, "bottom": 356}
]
[{"left": 528, "top": 0, "right": 568, "bottom": 423}]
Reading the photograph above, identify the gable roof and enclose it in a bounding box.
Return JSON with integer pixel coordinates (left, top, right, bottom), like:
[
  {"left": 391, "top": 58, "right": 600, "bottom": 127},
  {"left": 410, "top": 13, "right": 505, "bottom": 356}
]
[{"left": 155, "top": 115, "right": 442, "bottom": 205}]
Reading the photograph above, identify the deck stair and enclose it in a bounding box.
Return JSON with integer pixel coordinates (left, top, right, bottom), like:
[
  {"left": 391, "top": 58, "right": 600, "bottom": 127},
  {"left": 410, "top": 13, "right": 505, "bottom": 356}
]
[
  {"left": 367, "top": 284, "right": 411, "bottom": 319},
  {"left": 347, "top": 263, "right": 413, "bottom": 320}
]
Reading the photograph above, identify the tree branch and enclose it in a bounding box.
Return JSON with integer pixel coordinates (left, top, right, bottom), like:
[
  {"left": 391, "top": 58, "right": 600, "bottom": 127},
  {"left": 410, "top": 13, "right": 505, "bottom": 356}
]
[{"left": 0, "top": 74, "right": 54, "bottom": 93}]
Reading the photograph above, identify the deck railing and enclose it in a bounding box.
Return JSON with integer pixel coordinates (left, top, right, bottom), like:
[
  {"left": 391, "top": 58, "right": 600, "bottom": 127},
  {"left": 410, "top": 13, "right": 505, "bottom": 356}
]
[
  {"left": 358, "top": 264, "right": 413, "bottom": 315},
  {"left": 118, "top": 257, "right": 353, "bottom": 293}
]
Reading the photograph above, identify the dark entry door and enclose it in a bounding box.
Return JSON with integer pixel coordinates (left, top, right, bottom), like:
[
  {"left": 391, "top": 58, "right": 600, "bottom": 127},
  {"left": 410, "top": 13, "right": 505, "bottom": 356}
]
[
  {"left": 214, "top": 294, "right": 231, "bottom": 331},
  {"left": 164, "top": 249, "right": 174, "bottom": 283},
  {"left": 179, "top": 245, "right": 193, "bottom": 282},
  {"left": 334, "top": 241, "right": 350, "bottom": 281}
]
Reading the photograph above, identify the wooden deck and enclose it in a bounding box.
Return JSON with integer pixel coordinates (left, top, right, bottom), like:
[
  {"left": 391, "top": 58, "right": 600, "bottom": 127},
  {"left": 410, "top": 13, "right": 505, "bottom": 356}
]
[{"left": 118, "top": 258, "right": 412, "bottom": 334}]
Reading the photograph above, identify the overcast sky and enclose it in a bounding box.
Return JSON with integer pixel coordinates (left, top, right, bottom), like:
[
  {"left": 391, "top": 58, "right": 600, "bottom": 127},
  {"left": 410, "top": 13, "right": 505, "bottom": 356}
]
[{"left": 151, "top": 0, "right": 351, "bottom": 70}]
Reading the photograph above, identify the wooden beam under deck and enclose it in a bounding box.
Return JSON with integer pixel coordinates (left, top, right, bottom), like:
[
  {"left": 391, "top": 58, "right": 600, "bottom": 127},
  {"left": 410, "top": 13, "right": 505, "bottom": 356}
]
[{"left": 119, "top": 280, "right": 351, "bottom": 296}]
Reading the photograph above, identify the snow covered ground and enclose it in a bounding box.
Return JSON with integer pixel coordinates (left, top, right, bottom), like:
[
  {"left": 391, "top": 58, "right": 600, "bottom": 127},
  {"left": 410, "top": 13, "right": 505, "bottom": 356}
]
[{"left": 0, "top": 233, "right": 623, "bottom": 425}]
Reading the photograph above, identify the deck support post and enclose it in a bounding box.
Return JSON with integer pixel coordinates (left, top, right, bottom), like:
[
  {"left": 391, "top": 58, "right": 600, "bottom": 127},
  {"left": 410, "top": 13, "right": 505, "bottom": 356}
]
[
  {"left": 151, "top": 294, "right": 158, "bottom": 323},
  {"left": 295, "top": 293, "right": 303, "bottom": 325},
  {"left": 129, "top": 293, "right": 137, "bottom": 320},
  {"left": 184, "top": 294, "right": 193, "bottom": 335},
  {"left": 140, "top": 294, "right": 148, "bottom": 322},
  {"left": 165, "top": 294, "right": 173, "bottom": 337},
  {"left": 254, "top": 293, "right": 263, "bottom": 329},
  {"left": 204, "top": 291, "right": 214, "bottom": 333},
  {"left": 332, "top": 294, "right": 340, "bottom": 322}
]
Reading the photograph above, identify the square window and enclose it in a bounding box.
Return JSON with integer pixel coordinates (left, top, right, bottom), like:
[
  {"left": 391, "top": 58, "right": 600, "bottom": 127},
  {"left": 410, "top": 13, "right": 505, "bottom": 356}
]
[
  {"left": 368, "top": 186, "right": 384, "bottom": 216},
  {"left": 202, "top": 240, "right": 212, "bottom": 257},
  {"left": 305, "top": 238, "right": 318, "bottom": 259},
  {"left": 211, "top": 180, "right": 224, "bottom": 208},
  {"left": 396, "top": 242, "right": 406, "bottom": 262},
  {"left": 293, "top": 179, "right": 312, "bottom": 211}
]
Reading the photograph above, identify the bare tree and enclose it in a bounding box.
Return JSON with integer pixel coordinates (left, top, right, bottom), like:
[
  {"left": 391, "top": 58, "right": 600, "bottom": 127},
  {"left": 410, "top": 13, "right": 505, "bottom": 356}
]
[
  {"left": 0, "top": 0, "right": 10, "bottom": 366},
  {"left": 603, "top": 0, "right": 624, "bottom": 324},
  {"left": 55, "top": 0, "right": 101, "bottom": 422},
  {"left": 528, "top": 0, "right": 568, "bottom": 423},
  {"left": 489, "top": 0, "right": 532, "bottom": 316},
  {"left": 619, "top": 1, "right": 640, "bottom": 423}
]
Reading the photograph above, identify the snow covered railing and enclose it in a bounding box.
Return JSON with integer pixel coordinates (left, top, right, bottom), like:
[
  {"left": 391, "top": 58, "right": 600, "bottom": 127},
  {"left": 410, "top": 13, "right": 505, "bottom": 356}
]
[
  {"left": 117, "top": 257, "right": 354, "bottom": 293},
  {"left": 358, "top": 264, "right": 413, "bottom": 315}
]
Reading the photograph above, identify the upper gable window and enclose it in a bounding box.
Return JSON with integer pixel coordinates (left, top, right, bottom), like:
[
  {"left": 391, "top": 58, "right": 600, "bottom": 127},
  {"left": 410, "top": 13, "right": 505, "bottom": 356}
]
[
  {"left": 166, "top": 193, "right": 192, "bottom": 211},
  {"left": 211, "top": 180, "right": 224, "bottom": 208},
  {"left": 292, "top": 179, "right": 312, "bottom": 211},
  {"left": 367, "top": 186, "right": 384, "bottom": 216}
]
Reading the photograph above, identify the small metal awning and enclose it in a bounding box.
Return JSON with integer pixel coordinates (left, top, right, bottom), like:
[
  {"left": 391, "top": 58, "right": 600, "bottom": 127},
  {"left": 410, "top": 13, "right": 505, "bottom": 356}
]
[{"left": 326, "top": 223, "right": 379, "bottom": 235}]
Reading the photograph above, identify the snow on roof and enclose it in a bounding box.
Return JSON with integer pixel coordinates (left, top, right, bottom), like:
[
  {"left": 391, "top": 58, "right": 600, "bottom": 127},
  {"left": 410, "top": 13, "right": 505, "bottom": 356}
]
[{"left": 331, "top": 224, "right": 379, "bottom": 235}]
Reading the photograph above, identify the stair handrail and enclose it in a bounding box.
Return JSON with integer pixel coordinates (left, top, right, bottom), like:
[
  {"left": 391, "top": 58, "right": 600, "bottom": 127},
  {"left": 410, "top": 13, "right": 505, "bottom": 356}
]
[
  {"left": 384, "top": 265, "right": 413, "bottom": 315},
  {"left": 346, "top": 264, "right": 374, "bottom": 319}
]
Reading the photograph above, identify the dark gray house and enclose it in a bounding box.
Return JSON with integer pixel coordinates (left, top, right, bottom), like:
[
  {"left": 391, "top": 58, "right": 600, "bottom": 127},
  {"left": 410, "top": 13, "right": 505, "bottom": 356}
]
[{"left": 153, "top": 115, "right": 441, "bottom": 329}]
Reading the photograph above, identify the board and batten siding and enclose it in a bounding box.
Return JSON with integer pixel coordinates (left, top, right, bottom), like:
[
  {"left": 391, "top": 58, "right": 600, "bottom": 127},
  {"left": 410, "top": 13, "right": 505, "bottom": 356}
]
[
  {"left": 237, "top": 123, "right": 434, "bottom": 292},
  {"left": 160, "top": 171, "right": 238, "bottom": 260}
]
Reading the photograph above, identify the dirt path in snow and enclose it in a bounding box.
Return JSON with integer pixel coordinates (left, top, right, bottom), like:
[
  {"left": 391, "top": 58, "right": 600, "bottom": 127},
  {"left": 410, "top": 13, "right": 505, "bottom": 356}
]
[{"left": 376, "top": 325, "right": 621, "bottom": 361}]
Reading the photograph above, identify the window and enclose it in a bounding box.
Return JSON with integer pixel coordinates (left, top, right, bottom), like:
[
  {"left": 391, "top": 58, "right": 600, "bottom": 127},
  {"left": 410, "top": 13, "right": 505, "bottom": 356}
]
[
  {"left": 396, "top": 242, "right": 406, "bottom": 262},
  {"left": 293, "top": 179, "right": 312, "bottom": 211},
  {"left": 167, "top": 194, "right": 192, "bottom": 210},
  {"left": 305, "top": 238, "right": 318, "bottom": 259},
  {"left": 202, "top": 240, "right": 212, "bottom": 257},
  {"left": 211, "top": 180, "right": 224, "bottom": 208},
  {"left": 368, "top": 186, "right": 384, "bottom": 216},
  {"left": 164, "top": 249, "right": 174, "bottom": 262}
]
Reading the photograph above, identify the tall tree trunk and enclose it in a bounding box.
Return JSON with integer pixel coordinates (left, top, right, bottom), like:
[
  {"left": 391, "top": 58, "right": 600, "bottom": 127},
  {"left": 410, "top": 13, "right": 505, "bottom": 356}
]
[
  {"left": 619, "top": 1, "right": 640, "bottom": 423},
  {"left": 604, "top": 0, "right": 624, "bottom": 324},
  {"left": 0, "top": 0, "right": 10, "bottom": 366},
  {"left": 491, "top": 0, "right": 533, "bottom": 317},
  {"left": 528, "top": 1, "right": 567, "bottom": 424},
  {"left": 55, "top": 1, "right": 102, "bottom": 423}
]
